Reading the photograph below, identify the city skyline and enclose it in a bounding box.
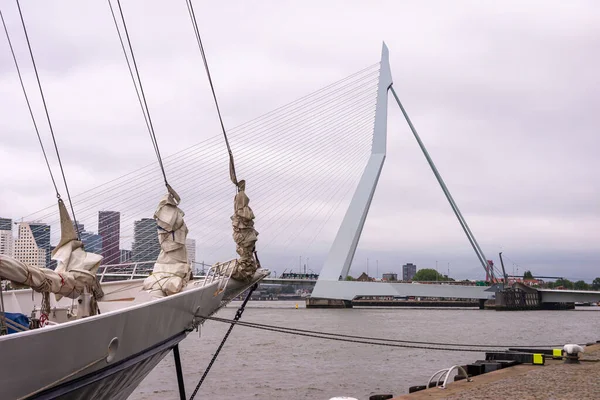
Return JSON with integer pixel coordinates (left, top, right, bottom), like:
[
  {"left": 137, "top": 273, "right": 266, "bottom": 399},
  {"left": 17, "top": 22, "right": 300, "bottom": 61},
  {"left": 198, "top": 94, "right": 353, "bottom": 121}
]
[{"left": 0, "top": 212, "right": 199, "bottom": 270}]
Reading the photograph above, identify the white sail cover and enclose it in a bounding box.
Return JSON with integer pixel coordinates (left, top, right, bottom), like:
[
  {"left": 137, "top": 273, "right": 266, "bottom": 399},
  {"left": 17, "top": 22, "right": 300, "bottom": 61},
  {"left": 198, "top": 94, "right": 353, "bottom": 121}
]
[
  {"left": 231, "top": 180, "right": 259, "bottom": 281},
  {"left": 143, "top": 186, "right": 191, "bottom": 297},
  {"left": 0, "top": 200, "right": 103, "bottom": 300}
]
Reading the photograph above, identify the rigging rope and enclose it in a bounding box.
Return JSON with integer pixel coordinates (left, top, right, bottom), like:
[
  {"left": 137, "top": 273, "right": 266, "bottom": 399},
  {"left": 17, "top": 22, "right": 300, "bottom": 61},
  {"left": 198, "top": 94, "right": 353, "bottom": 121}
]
[
  {"left": 14, "top": 0, "right": 81, "bottom": 239},
  {"left": 185, "top": 0, "right": 238, "bottom": 187},
  {"left": 188, "top": 284, "right": 258, "bottom": 399},
  {"left": 112, "top": 0, "right": 170, "bottom": 187}
]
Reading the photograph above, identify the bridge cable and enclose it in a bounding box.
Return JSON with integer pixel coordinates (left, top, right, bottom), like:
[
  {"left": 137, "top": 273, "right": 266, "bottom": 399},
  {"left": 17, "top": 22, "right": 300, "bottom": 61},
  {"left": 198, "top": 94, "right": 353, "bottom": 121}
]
[
  {"left": 0, "top": 9, "right": 60, "bottom": 198},
  {"left": 21, "top": 63, "right": 377, "bottom": 221},
  {"left": 15, "top": 1, "right": 81, "bottom": 239},
  {"left": 185, "top": 0, "right": 238, "bottom": 186},
  {"left": 188, "top": 284, "right": 258, "bottom": 400},
  {"left": 201, "top": 315, "right": 577, "bottom": 351},
  {"left": 113, "top": 0, "right": 170, "bottom": 188}
]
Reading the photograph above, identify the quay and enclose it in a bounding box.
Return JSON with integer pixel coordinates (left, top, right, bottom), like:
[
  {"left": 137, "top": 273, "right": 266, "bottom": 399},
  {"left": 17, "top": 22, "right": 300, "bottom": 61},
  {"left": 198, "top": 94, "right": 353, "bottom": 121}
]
[
  {"left": 392, "top": 342, "right": 600, "bottom": 399},
  {"left": 353, "top": 299, "right": 479, "bottom": 308}
]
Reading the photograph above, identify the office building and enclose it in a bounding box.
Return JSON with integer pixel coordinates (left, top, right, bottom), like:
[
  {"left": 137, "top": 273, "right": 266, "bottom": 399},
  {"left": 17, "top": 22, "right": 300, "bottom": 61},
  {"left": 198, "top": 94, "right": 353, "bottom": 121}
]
[
  {"left": 132, "top": 218, "right": 159, "bottom": 263},
  {"left": 0, "top": 217, "right": 14, "bottom": 257},
  {"left": 402, "top": 263, "right": 417, "bottom": 281},
  {"left": 382, "top": 272, "right": 397, "bottom": 281},
  {"left": 81, "top": 231, "right": 103, "bottom": 256},
  {"left": 0, "top": 217, "right": 12, "bottom": 231},
  {"left": 99, "top": 211, "right": 120, "bottom": 265},
  {"left": 73, "top": 221, "right": 85, "bottom": 235}
]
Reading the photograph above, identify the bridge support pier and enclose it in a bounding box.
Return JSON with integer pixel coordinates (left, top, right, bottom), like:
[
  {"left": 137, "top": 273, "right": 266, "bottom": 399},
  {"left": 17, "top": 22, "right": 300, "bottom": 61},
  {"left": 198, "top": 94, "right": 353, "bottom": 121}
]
[{"left": 305, "top": 297, "right": 353, "bottom": 309}]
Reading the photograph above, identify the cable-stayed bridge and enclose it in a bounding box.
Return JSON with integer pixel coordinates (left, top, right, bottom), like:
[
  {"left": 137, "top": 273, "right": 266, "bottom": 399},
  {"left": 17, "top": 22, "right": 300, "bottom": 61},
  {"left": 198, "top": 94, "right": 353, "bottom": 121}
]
[{"left": 20, "top": 44, "right": 600, "bottom": 309}]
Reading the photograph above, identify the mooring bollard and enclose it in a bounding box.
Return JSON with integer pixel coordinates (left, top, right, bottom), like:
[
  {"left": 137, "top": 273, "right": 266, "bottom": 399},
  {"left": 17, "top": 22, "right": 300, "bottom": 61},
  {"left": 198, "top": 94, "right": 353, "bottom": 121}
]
[
  {"left": 563, "top": 344, "right": 585, "bottom": 364},
  {"left": 369, "top": 395, "right": 393, "bottom": 400}
]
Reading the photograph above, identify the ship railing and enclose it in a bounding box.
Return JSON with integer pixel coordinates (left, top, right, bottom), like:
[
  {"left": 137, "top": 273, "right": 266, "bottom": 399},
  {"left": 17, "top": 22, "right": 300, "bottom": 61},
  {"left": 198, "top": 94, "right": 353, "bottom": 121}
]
[
  {"left": 97, "top": 261, "right": 156, "bottom": 283},
  {"left": 198, "top": 259, "right": 235, "bottom": 294},
  {"left": 97, "top": 260, "right": 231, "bottom": 287}
]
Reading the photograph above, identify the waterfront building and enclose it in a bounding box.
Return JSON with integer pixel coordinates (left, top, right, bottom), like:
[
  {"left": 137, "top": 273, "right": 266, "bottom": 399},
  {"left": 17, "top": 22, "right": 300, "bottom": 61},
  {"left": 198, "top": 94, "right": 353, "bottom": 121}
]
[
  {"left": 0, "top": 217, "right": 14, "bottom": 257},
  {"left": 99, "top": 211, "right": 120, "bottom": 265},
  {"left": 14, "top": 223, "right": 47, "bottom": 268},
  {"left": 382, "top": 272, "right": 397, "bottom": 281},
  {"left": 402, "top": 263, "right": 417, "bottom": 281},
  {"left": 132, "top": 218, "right": 159, "bottom": 263},
  {"left": 186, "top": 238, "right": 196, "bottom": 265},
  {"left": 356, "top": 272, "right": 374, "bottom": 282}
]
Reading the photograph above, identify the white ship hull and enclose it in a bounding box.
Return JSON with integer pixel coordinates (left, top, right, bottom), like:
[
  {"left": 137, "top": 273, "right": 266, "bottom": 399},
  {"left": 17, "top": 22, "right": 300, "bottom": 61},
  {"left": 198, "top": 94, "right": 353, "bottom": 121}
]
[{"left": 0, "top": 271, "right": 266, "bottom": 400}]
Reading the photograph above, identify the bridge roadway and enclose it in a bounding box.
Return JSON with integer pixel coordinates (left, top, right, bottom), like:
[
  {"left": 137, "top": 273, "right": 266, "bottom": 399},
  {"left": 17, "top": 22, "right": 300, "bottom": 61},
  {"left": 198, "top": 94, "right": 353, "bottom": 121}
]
[
  {"left": 311, "top": 280, "right": 600, "bottom": 304},
  {"left": 233, "top": 277, "right": 600, "bottom": 305}
]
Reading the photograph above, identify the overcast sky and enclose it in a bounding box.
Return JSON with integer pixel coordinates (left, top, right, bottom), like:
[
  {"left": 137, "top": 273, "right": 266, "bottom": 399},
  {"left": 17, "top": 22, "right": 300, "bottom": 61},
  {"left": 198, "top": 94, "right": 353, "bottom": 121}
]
[{"left": 0, "top": 1, "right": 598, "bottom": 281}]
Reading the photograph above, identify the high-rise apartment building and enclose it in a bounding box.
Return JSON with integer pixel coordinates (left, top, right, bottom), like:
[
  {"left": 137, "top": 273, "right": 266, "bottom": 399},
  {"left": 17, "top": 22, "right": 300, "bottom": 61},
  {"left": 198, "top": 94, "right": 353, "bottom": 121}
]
[
  {"left": 0, "top": 217, "right": 14, "bottom": 257},
  {"left": 132, "top": 218, "right": 160, "bottom": 263},
  {"left": 14, "top": 223, "right": 47, "bottom": 268},
  {"left": 99, "top": 211, "right": 120, "bottom": 265},
  {"left": 186, "top": 238, "right": 196, "bottom": 265},
  {"left": 402, "top": 263, "right": 417, "bottom": 281}
]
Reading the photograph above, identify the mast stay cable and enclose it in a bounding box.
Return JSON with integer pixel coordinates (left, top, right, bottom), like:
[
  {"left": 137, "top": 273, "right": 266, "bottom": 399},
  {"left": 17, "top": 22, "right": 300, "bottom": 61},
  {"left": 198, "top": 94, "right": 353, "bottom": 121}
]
[
  {"left": 107, "top": 0, "right": 152, "bottom": 142},
  {"left": 112, "top": 0, "right": 170, "bottom": 188},
  {"left": 185, "top": 0, "right": 239, "bottom": 187},
  {"left": 14, "top": 1, "right": 81, "bottom": 239},
  {"left": 0, "top": 9, "right": 60, "bottom": 199}
]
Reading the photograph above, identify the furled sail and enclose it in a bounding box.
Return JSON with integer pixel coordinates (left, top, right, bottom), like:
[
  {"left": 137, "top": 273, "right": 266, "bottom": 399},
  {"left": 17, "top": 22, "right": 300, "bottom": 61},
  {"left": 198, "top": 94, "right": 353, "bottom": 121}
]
[
  {"left": 230, "top": 180, "right": 259, "bottom": 281},
  {"left": 143, "top": 186, "right": 191, "bottom": 297},
  {"left": 0, "top": 199, "right": 103, "bottom": 300}
]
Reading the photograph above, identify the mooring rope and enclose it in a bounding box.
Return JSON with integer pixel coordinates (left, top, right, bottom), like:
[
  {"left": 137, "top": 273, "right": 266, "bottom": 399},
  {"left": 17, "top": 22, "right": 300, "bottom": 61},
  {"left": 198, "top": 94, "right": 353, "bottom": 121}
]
[{"left": 200, "top": 315, "right": 578, "bottom": 352}]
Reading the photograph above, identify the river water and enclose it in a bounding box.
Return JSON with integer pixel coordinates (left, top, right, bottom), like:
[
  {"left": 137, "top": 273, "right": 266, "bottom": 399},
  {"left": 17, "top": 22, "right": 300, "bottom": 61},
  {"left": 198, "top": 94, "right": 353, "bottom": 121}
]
[{"left": 130, "top": 302, "right": 600, "bottom": 400}]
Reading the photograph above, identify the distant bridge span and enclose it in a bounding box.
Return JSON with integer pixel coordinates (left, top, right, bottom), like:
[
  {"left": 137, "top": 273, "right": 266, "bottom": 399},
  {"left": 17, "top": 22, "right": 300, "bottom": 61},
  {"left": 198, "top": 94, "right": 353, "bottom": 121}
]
[{"left": 309, "top": 44, "right": 600, "bottom": 308}]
